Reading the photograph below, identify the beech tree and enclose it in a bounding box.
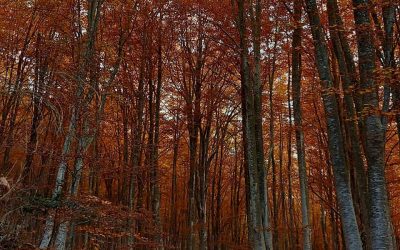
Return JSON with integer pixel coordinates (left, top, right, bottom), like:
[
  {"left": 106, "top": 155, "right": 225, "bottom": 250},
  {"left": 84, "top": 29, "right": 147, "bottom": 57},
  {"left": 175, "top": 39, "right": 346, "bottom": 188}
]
[{"left": 0, "top": 0, "right": 399, "bottom": 249}]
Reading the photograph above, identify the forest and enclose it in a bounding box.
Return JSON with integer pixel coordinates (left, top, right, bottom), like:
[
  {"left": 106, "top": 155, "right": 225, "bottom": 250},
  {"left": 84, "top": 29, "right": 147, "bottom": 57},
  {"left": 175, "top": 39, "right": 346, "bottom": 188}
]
[{"left": 0, "top": 0, "right": 399, "bottom": 249}]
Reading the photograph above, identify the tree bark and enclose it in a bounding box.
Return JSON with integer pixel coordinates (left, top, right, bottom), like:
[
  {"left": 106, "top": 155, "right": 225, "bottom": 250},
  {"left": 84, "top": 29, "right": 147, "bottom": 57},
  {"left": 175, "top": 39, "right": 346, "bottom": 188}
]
[
  {"left": 286, "top": 61, "right": 296, "bottom": 250},
  {"left": 236, "top": 0, "right": 272, "bottom": 248},
  {"left": 291, "top": 1, "right": 312, "bottom": 248},
  {"left": 352, "top": 1, "right": 394, "bottom": 249},
  {"left": 149, "top": 25, "right": 164, "bottom": 249},
  {"left": 170, "top": 111, "right": 180, "bottom": 244},
  {"left": 326, "top": 0, "right": 371, "bottom": 247},
  {"left": 304, "top": 0, "right": 363, "bottom": 249}
]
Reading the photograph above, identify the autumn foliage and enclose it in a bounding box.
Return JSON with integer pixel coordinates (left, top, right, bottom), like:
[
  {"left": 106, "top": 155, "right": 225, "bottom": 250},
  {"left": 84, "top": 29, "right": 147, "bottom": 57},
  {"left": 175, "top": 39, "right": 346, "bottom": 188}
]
[{"left": 0, "top": 0, "right": 399, "bottom": 249}]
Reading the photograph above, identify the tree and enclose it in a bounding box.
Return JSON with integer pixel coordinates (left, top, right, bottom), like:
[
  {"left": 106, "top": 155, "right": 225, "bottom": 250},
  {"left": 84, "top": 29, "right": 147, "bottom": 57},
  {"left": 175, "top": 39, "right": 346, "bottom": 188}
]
[
  {"left": 291, "top": 0, "right": 312, "bottom": 248},
  {"left": 304, "top": 0, "right": 363, "bottom": 248},
  {"left": 352, "top": 0, "right": 394, "bottom": 248},
  {"left": 0, "top": 0, "right": 399, "bottom": 249},
  {"left": 235, "top": 0, "right": 272, "bottom": 249}
]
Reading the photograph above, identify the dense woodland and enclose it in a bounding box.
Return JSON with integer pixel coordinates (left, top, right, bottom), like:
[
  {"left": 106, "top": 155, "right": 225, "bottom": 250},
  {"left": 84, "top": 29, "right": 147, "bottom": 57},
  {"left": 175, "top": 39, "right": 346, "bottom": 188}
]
[{"left": 0, "top": 0, "right": 399, "bottom": 249}]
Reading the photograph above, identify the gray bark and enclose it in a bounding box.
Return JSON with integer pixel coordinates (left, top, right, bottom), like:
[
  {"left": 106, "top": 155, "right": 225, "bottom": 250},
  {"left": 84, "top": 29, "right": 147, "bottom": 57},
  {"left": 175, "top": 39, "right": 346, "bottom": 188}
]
[
  {"left": 170, "top": 111, "right": 180, "bottom": 243},
  {"left": 39, "top": 108, "right": 77, "bottom": 249},
  {"left": 237, "top": 0, "right": 265, "bottom": 247},
  {"left": 326, "top": 0, "right": 371, "bottom": 246},
  {"left": 381, "top": 0, "right": 395, "bottom": 132},
  {"left": 291, "top": 1, "right": 312, "bottom": 248},
  {"left": 236, "top": 0, "right": 272, "bottom": 249},
  {"left": 286, "top": 63, "right": 297, "bottom": 249},
  {"left": 304, "top": 0, "right": 363, "bottom": 249},
  {"left": 250, "top": 1, "right": 273, "bottom": 248},
  {"left": 268, "top": 49, "right": 277, "bottom": 250},
  {"left": 54, "top": 221, "right": 70, "bottom": 250},
  {"left": 352, "top": 1, "right": 394, "bottom": 249},
  {"left": 39, "top": 210, "right": 56, "bottom": 249},
  {"left": 40, "top": 0, "right": 127, "bottom": 247}
]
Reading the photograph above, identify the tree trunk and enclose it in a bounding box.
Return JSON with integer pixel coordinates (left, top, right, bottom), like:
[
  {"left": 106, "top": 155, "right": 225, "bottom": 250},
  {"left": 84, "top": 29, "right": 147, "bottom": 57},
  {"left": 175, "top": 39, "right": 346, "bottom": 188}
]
[
  {"left": 170, "top": 111, "right": 180, "bottom": 244},
  {"left": 39, "top": 107, "right": 78, "bottom": 249},
  {"left": 304, "top": 0, "right": 363, "bottom": 248},
  {"left": 326, "top": 0, "right": 371, "bottom": 247},
  {"left": 286, "top": 62, "right": 296, "bottom": 250},
  {"left": 128, "top": 55, "right": 145, "bottom": 248},
  {"left": 23, "top": 33, "right": 47, "bottom": 184},
  {"left": 291, "top": 1, "right": 312, "bottom": 248},
  {"left": 150, "top": 28, "right": 164, "bottom": 249},
  {"left": 268, "top": 59, "right": 277, "bottom": 250},
  {"left": 251, "top": 1, "right": 273, "bottom": 248},
  {"left": 236, "top": 0, "right": 272, "bottom": 248},
  {"left": 352, "top": 1, "right": 394, "bottom": 248}
]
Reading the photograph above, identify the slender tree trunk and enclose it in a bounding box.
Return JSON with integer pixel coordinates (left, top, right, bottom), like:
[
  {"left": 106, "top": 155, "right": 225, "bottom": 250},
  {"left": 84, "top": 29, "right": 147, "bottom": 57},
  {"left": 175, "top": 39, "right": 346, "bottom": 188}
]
[
  {"left": 215, "top": 140, "right": 223, "bottom": 250},
  {"left": 326, "top": 0, "right": 371, "bottom": 247},
  {"left": 170, "top": 111, "right": 179, "bottom": 244},
  {"left": 395, "top": 87, "right": 400, "bottom": 157},
  {"left": 268, "top": 64, "right": 277, "bottom": 250},
  {"left": 150, "top": 29, "right": 164, "bottom": 249},
  {"left": 236, "top": 0, "right": 272, "bottom": 248},
  {"left": 187, "top": 111, "right": 198, "bottom": 250},
  {"left": 352, "top": 1, "right": 394, "bottom": 249},
  {"left": 304, "top": 0, "right": 363, "bottom": 248},
  {"left": 3, "top": 93, "right": 22, "bottom": 171},
  {"left": 128, "top": 57, "right": 145, "bottom": 248},
  {"left": 39, "top": 106, "right": 78, "bottom": 249},
  {"left": 381, "top": 3, "right": 397, "bottom": 247},
  {"left": 381, "top": 0, "right": 395, "bottom": 133},
  {"left": 185, "top": 17, "right": 204, "bottom": 249},
  {"left": 1, "top": 15, "right": 34, "bottom": 172},
  {"left": 237, "top": 0, "right": 265, "bottom": 247},
  {"left": 198, "top": 123, "right": 211, "bottom": 250},
  {"left": 23, "top": 33, "right": 47, "bottom": 184},
  {"left": 286, "top": 64, "right": 296, "bottom": 250},
  {"left": 40, "top": 1, "right": 104, "bottom": 247},
  {"left": 119, "top": 103, "right": 129, "bottom": 203},
  {"left": 210, "top": 131, "right": 218, "bottom": 249},
  {"left": 251, "top": 2, "right": 272, "bottom": 247},
  {"left": 278, "top": 114, "right": 287, "bottom": 249},
  {"left": 291, "top": 1, "right": 312, "bottom": 248}
]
